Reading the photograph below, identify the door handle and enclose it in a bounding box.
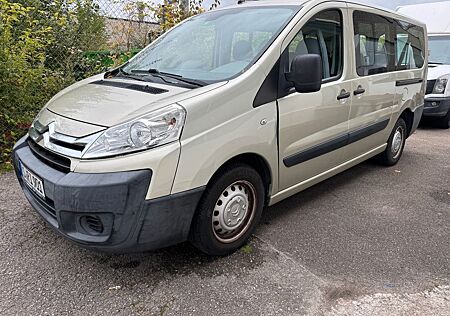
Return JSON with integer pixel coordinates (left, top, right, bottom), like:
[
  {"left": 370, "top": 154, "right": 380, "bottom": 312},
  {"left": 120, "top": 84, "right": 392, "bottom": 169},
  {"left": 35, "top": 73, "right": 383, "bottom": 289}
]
[
  {"left": 354, "top": 86, "right": 365, "bottom": 96},
  {"left": 354, "top": 88, "right": 365, "bottom": 95},
  {"left": 337, "top": 90, "right": 351, "bottom": 100}
]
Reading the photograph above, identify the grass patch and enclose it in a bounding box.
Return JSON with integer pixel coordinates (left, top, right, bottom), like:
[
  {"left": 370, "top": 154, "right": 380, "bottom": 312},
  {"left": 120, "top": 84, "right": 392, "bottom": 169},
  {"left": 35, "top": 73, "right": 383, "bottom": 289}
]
[
  {"left": 0, "top": 162, "right": 14, "bottom": 173},
  {"left": 241, "top": 244, "right": 253, "bottom": 254}
]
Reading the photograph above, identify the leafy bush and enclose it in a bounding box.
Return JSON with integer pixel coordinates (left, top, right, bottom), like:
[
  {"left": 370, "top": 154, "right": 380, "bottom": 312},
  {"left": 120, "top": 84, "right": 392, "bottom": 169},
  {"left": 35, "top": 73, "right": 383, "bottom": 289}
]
[
  {"left": 0, "top": 0, "right": 65, "bottom": 170},
  {"left": 80, "top": 49, "right": 141, "bottom": 74},
  {"left": 0, "top": 0, "right": 108, "bottom": 170},
  {"left": 0, "top": 0, "right": 219, "bottom": 170}
]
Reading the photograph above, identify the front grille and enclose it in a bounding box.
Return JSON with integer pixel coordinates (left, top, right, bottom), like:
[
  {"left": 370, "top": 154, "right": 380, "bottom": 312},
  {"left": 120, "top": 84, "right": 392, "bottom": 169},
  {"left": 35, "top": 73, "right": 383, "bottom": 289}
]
[
  {"left": 25, "top": 185, "right": 57, "bottom": 220},
  {"left": 28, "top": 122, "right": 99, "bottom": 159},
  {"left": 28, "top": 138, "right": 71, "bottom": 173},
  {"left": 426, "top": 80, "right": 436, "bottom": 95}
]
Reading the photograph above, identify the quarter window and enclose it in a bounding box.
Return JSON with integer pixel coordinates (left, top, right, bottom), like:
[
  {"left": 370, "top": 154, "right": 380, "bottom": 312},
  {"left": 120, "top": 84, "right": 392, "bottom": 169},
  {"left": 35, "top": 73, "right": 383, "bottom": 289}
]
[{"left": 395, "top": 21, "right": 425, "bottom": 70}]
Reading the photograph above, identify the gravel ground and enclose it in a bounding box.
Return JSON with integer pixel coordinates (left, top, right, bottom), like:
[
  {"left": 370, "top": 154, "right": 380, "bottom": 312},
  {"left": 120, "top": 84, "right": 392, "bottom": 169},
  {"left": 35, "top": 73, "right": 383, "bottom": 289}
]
[
  {"left": 0, "top": 126, "right": 449, "bottom": 315},
  {"left": 326, "top": 286, "right": 450, "bottom": 316}
]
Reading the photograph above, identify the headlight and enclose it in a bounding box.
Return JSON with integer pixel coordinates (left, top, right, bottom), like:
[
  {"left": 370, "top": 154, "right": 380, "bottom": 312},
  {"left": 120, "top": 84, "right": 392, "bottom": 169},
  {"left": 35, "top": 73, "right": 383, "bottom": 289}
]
[
  {"left": 83, "top": 104, "right": 186, "bottom": 159},
  {"left": 432, "top": 75, "right": 449, "bottom": 94}
]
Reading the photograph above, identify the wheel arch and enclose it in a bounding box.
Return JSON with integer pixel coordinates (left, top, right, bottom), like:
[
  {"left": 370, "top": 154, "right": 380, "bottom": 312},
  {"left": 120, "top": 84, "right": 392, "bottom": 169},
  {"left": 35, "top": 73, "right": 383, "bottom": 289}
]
[
  {"left": 205, "top": 153, "right": 273, "bottom": 206},
  {"left": 399, "top": 108, "right": 414, "bottom": 138}
]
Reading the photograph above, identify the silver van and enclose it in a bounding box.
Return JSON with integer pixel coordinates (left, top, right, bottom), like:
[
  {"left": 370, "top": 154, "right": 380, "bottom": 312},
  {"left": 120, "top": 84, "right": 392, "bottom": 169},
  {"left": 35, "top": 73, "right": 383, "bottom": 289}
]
[
  {"left": 397, "top": 1, "right": 450, "bottom": 128},
  {"left": 13, "top": 0, "right": 427, "bottom": 256}
]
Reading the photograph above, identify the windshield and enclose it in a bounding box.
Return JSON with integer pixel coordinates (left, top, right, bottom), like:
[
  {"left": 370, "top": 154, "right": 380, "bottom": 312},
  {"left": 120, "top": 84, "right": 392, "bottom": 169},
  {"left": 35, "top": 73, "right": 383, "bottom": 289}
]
[
  {"left": 429, "top": 35, "right": 450, "bottom": 64},
  {"left": 122, "top": 6, "right": 298, "bottom": 84}
]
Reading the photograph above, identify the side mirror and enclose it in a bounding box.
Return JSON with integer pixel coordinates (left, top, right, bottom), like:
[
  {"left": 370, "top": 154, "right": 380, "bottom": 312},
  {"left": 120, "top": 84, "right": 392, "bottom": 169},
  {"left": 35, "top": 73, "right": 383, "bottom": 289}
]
[{"left": 285, "top": 54, "right": 322, "bottom": 93}]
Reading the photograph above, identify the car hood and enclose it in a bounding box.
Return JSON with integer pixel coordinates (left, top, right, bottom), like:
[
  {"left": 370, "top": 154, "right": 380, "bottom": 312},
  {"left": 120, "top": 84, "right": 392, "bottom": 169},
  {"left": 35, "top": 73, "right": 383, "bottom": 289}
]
[
  {"left": 427, "top": 64, "right": 450, "bottom": 80},
  {"left": 45, "top": 74, "right": 226, "bottom": 127}
]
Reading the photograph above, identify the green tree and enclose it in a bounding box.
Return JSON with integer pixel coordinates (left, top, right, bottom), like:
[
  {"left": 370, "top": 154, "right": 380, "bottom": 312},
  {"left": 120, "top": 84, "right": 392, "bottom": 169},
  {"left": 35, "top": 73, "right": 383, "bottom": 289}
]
[
  {"left": 14, "top": 0, "right": 107, "bottom": 80},
  {"left": 0, "top": 0, "right": 64, "bottom": 169},
  {"left": 152, "top": 0, "right": 220, "bottom": 33},
  {"left": 0, "top": 0, "right": 221, "bottom": 169}
]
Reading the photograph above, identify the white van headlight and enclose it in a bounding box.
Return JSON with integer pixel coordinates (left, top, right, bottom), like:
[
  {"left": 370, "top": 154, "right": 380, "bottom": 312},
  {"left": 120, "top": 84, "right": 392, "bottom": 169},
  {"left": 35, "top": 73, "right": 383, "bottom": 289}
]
[
  {"left": 83, "top": 104, "right": 186, "bottom": 159},
  {"left": 432, "top": 75, "right": 449, "bottom": 95}
]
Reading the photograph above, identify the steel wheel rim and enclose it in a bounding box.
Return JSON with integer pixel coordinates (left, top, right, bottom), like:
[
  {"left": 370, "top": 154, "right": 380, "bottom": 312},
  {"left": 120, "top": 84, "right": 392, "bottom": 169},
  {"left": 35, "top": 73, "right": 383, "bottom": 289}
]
[
  {"left": 212, "top": 180, "right": 257, "bottom": 244},
  {"left": 391, "top": 125, "right": 405, "bottom": 159}
]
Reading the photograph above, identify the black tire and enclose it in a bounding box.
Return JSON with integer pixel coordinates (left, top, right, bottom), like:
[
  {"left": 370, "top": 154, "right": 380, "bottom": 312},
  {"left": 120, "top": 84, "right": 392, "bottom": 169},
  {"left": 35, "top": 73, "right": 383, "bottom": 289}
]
[
  {"left": 189, "top": 163, "right": 265, "bottom": 256},
  {"left": 376, "top": 118, "right": 407, "bottom": 166},
  {"left": 437, "top": 110, "right": 450, "bottom": 129}
]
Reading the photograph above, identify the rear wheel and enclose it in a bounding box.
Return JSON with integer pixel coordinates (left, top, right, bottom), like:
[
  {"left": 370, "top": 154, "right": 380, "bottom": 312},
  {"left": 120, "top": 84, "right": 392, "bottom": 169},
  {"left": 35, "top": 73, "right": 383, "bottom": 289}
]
[
  {"left": 377, "top": 118, "right": 407, "bottom": 166},
  {"left": 189, "top": 163, "right": 265, "bottom": 256}
]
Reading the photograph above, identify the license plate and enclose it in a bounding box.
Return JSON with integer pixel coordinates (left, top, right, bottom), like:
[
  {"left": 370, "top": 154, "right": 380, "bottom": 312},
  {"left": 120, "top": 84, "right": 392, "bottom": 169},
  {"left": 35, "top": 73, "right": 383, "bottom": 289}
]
[{"left": 20, "top": 162, "right": 45, "bottom": 199}]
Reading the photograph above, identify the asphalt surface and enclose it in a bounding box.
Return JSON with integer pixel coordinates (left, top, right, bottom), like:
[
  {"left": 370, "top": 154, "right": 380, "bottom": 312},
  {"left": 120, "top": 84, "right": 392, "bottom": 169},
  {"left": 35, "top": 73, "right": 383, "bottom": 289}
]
[{"left": 0, "top": 127, "right": 449, "bottom": 316}]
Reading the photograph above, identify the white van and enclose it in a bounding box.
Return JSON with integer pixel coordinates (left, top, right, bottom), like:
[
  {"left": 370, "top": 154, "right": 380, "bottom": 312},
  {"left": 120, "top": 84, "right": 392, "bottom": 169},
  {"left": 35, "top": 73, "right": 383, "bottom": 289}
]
[
  {"left": 13, "top": 0, "right": 427, "bottom": 256},
  {"left": 398, "top": 1, "right": 450, "bottom": 128}
]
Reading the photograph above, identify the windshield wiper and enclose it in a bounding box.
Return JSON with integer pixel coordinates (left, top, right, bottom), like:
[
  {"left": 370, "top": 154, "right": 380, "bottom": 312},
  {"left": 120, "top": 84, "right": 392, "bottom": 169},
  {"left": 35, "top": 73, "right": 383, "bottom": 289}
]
[
  {"left": 131, "top": 69, "right": 181, "bottom": 85},
  {"left": 131, "top": 69, "right": 207, "bottom": 87},
  {"left": 113, "top": 68, "right": 157, "bottom": 83},
  {"left": 429, "top": 61, "right": 444, "bottom": 65}
]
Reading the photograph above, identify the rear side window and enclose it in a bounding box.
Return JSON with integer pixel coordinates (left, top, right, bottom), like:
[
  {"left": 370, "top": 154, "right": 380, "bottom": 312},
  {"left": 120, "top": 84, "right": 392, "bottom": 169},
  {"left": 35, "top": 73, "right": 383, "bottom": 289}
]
[
  {"left": 395, "top": 21, "right": 425, "bottom": 70},
  {"left": 353, "top": 11, "right": 425, "bottom": 76},
  {"left": 287, "top": 9, "right": 343, "bottom": 80},
  {"left": 353, "top": 11, "right": 395, "bottom": 76}
]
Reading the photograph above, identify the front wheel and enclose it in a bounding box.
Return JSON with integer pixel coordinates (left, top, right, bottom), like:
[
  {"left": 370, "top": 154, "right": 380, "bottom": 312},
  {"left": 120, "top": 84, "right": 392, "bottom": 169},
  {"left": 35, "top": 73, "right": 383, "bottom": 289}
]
[
  {"left": 189, "top": 163, "right": 265, "bottom": 256},
  {"left": 376, "top": 118, "right": 407, "bottom": 166}
]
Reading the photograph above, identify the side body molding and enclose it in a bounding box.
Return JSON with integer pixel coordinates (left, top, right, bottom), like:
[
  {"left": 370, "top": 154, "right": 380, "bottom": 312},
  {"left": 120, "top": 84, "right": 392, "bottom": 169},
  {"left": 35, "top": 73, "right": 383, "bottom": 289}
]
[{"left": 283, "top": 119, "right": 390, "bottom": 167}]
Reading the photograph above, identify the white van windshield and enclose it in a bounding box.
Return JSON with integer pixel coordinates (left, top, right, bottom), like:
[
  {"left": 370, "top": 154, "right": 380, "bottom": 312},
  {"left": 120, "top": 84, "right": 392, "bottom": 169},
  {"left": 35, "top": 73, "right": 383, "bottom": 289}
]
[
  {"left": 122, "top": 7, "right": 298, "bottom": 85},
  {"left": 429, "top": 36, "right": 450, "bottom": 65}
]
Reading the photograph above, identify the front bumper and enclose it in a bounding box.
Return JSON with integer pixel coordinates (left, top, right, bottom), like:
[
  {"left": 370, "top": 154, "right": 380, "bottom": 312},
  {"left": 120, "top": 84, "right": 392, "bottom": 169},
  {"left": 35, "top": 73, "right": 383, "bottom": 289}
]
[
  {"left": 423, "top": 97, "right": 450, "bottom": 117},
  {"left": 13, "top": 136, "right": 204, "bottom": 253}
]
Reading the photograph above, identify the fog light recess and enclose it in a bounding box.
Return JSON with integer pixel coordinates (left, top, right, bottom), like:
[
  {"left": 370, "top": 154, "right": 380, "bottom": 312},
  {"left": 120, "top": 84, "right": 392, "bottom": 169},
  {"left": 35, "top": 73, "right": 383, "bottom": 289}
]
[{"left": 80, "top": 215, "right": 104, "bottom": 235}]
